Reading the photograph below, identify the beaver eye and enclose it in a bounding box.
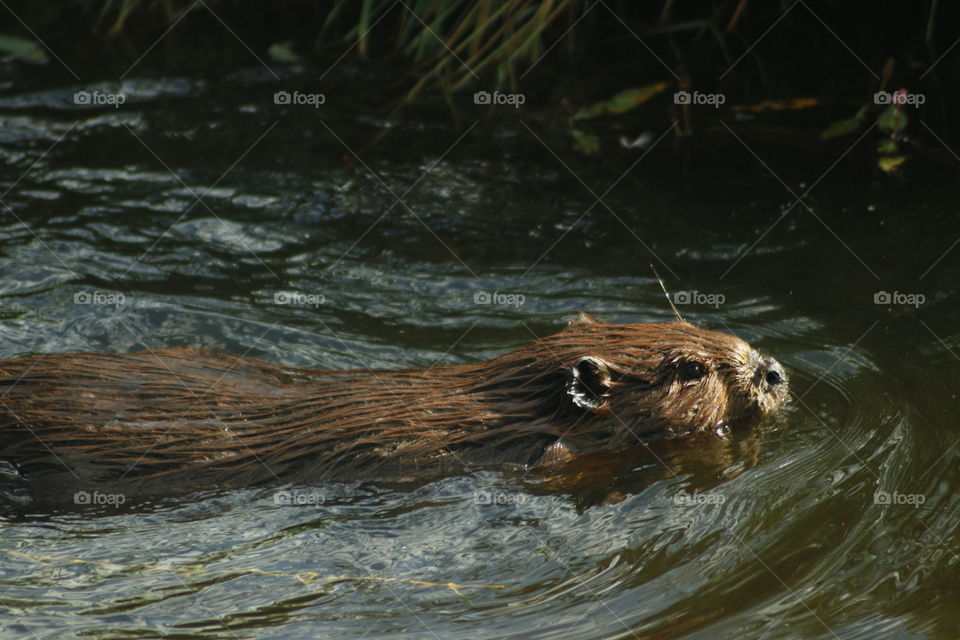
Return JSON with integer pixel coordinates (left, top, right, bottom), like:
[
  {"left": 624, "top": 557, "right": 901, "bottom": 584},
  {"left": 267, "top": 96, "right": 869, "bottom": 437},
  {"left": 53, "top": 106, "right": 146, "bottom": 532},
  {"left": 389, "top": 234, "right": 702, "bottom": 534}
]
[{"left": 678, "top": 361, "right": 707, "bottom": 381}]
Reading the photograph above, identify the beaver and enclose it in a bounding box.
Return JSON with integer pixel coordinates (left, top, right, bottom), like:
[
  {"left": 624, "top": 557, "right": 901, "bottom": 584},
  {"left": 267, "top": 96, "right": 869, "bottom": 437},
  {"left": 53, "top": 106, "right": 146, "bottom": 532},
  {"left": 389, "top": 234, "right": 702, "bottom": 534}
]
[{"left": 0, "top": 313, "right": 788, "bottom": 499}]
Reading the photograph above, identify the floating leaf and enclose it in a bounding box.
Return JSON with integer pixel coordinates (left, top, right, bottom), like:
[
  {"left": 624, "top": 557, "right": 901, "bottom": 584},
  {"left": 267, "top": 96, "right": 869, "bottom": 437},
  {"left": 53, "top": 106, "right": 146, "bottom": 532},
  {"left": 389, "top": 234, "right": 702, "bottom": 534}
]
[
  {"left": 877, "top": 105, "right": 908, "bottom": 133},
  {"left": 268, "top": 41, "right": 301, "bottom": 64},
  {"left": 570, "top": 128, "right": 600, "bottom": 155},
  {"left": 877, "top": 138, "right": 899, "bottom": 154},
  {"left": 877, "top": 156, "right": 906, "bottom": 173},
  {"left": 819, "top": 114, "right": 865, "bottom": 139},
  {"left": 0, "top": 34, "right": 48, "bottom": 65},
  {"left": 574, "top": 82, "right": 669, "bottom": 120},
  {"left": 731, "top": 97, "right": 818, "bottom": 112},
  {"left": 619, "top": 132, "right": 653, "bottom": 149}
]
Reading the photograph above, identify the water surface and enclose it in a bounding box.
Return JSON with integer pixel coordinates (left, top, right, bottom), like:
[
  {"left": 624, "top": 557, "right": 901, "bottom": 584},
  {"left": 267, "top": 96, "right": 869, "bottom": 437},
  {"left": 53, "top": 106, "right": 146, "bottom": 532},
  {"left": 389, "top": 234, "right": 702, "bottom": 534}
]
[{"left": 0, "top": 63, "right": 958, "bottom": 639}]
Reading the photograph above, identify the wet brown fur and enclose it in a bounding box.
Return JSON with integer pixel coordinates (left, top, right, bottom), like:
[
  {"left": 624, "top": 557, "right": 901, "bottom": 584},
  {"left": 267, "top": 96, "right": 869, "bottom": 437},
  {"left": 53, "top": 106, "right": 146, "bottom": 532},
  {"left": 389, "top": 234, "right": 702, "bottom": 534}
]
[{"left": 0, "top": 315, "right": 788, "bottom": 494}]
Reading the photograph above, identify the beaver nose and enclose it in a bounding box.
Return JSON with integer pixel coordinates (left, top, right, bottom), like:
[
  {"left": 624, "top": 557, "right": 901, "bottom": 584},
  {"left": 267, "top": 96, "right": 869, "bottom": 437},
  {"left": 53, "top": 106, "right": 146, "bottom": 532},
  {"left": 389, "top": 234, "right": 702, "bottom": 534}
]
[{"left": 761, "top": 356, "right": 786, "bottom": 388}]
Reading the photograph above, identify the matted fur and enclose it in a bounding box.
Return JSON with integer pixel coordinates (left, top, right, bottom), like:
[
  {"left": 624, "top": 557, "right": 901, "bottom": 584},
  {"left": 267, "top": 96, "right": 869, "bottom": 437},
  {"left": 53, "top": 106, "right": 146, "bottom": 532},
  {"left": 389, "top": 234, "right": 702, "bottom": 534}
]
[{"left": 0, "top": 315, "right": 788, "bottom": 494}]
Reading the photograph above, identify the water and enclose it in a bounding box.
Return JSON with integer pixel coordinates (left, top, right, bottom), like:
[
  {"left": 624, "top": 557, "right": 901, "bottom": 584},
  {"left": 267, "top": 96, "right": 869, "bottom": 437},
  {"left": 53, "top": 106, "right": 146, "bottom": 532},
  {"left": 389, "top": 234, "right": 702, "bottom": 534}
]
[{"left": 1, "top": 63, "right": 959, "bottom": 639}]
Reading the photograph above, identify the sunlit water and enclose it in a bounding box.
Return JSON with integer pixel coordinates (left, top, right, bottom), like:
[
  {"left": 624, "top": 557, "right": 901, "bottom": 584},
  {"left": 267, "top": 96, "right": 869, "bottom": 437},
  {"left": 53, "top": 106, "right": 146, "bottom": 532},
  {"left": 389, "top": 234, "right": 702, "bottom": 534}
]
[{"left": 0, "top": 64, "right": 958, "bottom": 639}]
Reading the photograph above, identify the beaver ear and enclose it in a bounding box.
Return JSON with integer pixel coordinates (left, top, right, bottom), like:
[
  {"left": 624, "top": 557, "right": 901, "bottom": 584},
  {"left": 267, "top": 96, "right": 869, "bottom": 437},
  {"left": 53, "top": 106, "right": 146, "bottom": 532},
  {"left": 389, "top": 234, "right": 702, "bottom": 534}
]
[
  {"left": 566, "top": 356, "right": 613, "bottom": 413},
  {"left": 567, "top": 312, "right": 603, "bottom": 328}
]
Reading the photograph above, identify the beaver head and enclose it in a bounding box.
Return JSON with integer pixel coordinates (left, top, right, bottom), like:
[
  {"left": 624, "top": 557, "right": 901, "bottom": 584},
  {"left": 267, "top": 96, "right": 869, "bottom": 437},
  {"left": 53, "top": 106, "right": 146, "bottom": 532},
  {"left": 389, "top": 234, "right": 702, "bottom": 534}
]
[{"left": 483, "top": 313, "right": 790, "bottom": 456}]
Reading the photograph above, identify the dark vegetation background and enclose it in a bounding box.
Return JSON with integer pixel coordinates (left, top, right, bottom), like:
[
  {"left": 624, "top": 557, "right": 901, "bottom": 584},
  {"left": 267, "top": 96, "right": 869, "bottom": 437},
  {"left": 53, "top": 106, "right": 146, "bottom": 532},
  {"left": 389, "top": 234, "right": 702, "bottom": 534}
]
[{"left": 2, "top": 0, "right": 957, "bottom": 172}]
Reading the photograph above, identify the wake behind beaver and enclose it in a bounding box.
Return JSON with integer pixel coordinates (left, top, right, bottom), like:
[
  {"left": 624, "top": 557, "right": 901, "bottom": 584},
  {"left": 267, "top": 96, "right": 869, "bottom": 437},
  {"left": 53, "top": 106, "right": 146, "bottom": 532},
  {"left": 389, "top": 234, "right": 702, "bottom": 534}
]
[{"left": 0, "top": 314, "right": 788, "bottom": 501}]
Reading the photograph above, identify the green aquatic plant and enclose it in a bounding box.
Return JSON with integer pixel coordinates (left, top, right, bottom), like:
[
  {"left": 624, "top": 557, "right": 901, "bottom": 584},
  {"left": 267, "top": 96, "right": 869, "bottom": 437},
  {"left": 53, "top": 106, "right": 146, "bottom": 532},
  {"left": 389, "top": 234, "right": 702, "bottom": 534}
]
[
  {"left": 819, "top": 60, "right": 921, "bottom": 174},
  {"left": 339, "top": 0, "right": 580, "bottom": 103},
  {"left": 0, "top": 33, "right": 49, "bottom": 64},
  {"left": 96, "top": 0, "right": 181, "bottom": 33},
  {"left": 84, "top": 0, "right": 583, "bottom": 102}
]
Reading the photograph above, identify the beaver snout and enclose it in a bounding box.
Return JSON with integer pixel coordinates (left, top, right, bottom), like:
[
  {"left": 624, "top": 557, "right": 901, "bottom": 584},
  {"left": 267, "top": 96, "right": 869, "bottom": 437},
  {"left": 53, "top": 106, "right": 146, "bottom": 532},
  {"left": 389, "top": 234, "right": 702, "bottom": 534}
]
[
  {"left": 760, "top": 355, "right": 786, "bottom": 390},
  {"left": 747, "top": 351, "right": 790, "bottom": 419}
]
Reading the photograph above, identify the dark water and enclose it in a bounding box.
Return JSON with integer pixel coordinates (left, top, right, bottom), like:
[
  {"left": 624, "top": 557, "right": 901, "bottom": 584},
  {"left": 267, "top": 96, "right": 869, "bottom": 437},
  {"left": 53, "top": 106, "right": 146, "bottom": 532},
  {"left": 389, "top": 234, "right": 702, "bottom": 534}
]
[{"left": 0, "top": 61, "right": 959, "bottom": 640}]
